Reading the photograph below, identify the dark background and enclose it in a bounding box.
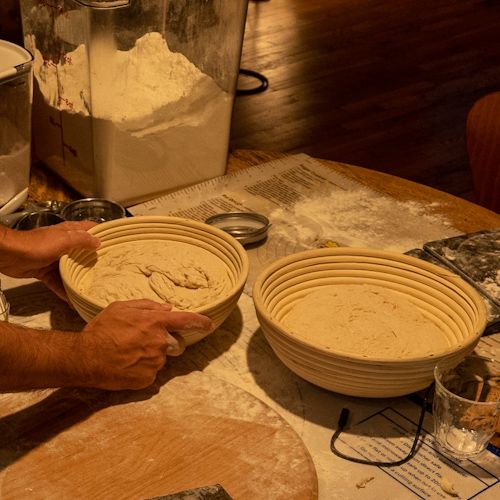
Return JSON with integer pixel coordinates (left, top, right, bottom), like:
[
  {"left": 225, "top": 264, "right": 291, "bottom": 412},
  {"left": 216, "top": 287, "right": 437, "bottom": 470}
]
[{"left": 3, "top": 0, "right": 500, "bottom": 206}]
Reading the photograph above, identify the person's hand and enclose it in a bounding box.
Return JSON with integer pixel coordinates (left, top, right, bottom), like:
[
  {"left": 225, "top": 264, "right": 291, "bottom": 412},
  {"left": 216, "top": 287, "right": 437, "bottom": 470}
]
[
  {"left": 76, "top": 299, "right": 214, "bottom": 390},
  {"left": 0, "top": 221, "right": 100, "bottom": 301}
]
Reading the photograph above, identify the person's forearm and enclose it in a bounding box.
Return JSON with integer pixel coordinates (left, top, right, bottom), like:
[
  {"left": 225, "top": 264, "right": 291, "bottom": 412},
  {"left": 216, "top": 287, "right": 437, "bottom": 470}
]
[{"left": 0, "top": 321, "right": 90, "bottom": 391}]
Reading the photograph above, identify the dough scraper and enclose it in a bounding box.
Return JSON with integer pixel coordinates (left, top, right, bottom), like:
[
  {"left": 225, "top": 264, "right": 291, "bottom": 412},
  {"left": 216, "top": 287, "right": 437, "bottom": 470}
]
[{"left": 146, "top": 483, "right": 232, "bottom": 499}]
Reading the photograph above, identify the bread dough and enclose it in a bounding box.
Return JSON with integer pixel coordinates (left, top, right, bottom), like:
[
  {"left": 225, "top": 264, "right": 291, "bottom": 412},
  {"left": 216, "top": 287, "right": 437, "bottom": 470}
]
[
  {"left": 281, "top": 284, "right": 449, "bottom": 358},
  {"left": 79, "top": 240, "right": 231, "bottom": 310}
]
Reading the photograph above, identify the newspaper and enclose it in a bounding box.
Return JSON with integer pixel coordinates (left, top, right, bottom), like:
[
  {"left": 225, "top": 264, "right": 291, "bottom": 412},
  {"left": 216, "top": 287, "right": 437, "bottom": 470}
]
[
  {"left": 333, "top": 405, "right": 500, "bottom": 499},
  {"left": 131, "top": 154, "right": 457, "bottom": 294},
  {"left": 130, "top": 153, "right": 364, "bottom": 220}
]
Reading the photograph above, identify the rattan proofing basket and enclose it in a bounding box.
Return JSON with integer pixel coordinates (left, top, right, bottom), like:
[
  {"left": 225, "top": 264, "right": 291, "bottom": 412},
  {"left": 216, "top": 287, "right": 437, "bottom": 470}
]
[
  {"left": 252, "top": 247, "right": 487, "bottom": 397},
  {"left": 60, "top": 216, "right": 249, "bottom": 345}
]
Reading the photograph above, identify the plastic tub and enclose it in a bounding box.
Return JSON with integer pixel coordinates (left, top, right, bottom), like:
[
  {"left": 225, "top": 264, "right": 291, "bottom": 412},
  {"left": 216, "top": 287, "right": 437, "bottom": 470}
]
[{"left": 20, "top": 0, "right": 249, "bottom": 206}]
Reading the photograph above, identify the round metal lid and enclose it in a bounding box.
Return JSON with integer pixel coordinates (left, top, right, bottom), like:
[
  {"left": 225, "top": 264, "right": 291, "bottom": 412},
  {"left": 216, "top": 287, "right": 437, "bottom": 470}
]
[
  {"left": 75, "top": 0, "right": 130, "bottom": 7},
  {"left": 0, "top": 40, "right": 33, "bottom": 82},
  {"left": 205, "top": 212, "right": 270, "bottom": 246}
]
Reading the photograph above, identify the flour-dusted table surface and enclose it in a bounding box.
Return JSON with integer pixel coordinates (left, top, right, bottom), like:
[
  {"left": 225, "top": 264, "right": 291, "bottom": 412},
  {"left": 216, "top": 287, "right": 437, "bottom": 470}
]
[{"left": 3, "top": 151, "right": 499, "bottom": 499}]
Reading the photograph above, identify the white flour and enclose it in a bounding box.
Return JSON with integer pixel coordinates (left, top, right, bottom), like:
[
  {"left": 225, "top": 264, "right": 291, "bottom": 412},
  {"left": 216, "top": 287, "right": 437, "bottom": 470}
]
[
  {"left": 29, "top": 32, "right": 233, "bottom": 204},
  {"left": 268, "top": 187, "right": 456, "bottom": 253}
]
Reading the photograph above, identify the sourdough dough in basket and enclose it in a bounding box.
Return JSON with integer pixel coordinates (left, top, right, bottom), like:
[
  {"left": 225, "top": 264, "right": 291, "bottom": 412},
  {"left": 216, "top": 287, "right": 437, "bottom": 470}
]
[
  {"left": 281, "top": 284, "right": 449, "bottom": 358},
  {"left": 79, "top": 240, "right": 231, "bottom": 310}
]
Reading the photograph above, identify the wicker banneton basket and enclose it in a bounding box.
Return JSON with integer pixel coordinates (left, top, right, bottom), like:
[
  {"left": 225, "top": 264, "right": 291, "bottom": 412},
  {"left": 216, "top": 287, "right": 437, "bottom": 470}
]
[
  {"left": 252, "top": 247, "right": 487, "bottom": 397},
  {"left": 60, "top": 216, "right": 249, "bottom": 345}
]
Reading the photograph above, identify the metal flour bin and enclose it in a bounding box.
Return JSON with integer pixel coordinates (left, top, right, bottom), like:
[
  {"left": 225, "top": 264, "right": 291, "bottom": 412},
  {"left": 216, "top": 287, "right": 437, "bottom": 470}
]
[
  {"left": 0, "top": 40, "right": 33, "bottom": 216},
  {"left": 20, "top": 0, "right": 248, "bottom": 206}
]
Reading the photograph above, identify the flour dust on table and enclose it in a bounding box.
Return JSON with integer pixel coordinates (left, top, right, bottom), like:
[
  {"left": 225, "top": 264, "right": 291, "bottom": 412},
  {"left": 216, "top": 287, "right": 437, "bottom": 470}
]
[{"left": 268, "top": 187, "right": 457, "bottom": 254}]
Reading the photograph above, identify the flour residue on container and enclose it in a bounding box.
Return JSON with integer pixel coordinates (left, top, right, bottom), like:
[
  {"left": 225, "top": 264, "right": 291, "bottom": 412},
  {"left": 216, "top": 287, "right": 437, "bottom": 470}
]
[
  {"left": 28, "top": 31, "right": 233, "bottom": 204},
  {"left": 0, "top": 145, "right": 30, "bottom": 207},
  {"left": 444, "top": 233, "right": 500, "bottom": 302},
  {"left": 0, "top": 116, "right": 30, "bottom": 209}
]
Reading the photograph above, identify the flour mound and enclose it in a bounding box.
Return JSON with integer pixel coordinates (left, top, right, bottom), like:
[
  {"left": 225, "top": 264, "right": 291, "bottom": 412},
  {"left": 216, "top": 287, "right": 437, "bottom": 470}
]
[{"left": 33, "top": 32, "right": 224, "bottom": 130}]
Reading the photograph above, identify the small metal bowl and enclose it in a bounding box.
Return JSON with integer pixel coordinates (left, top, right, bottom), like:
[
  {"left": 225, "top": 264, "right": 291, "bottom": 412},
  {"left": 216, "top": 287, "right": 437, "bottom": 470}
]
[
  {"left": 15, "top": 211, "right": 66, "bottom": 230},
  {"left": 61, "top": 198, "right": 126, "bottom": 223}
]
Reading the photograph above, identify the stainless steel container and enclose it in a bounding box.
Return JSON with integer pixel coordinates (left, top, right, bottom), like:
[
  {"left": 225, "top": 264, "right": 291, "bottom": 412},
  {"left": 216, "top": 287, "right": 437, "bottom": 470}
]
[
  {"left": 61, "top": 197, "right": 126, "bottom": 222},
  {"left": 15, "top": 211, "right": 66, "bottom": 230},
  {"left": 0, "top": 40, "right": 33, "bottom": 216}
]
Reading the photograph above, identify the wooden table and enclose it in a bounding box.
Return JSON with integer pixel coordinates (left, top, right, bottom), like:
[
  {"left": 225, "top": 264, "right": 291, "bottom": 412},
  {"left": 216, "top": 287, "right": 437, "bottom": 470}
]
[
  {"left": 29, "top": 149, "right": 499, "bottom": 232},
  {"left": 3, "top": 151, "right": 499, "bottom": 499}
]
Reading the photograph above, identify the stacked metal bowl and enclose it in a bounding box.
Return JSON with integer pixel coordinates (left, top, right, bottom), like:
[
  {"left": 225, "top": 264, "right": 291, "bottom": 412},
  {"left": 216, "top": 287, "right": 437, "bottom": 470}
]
[
  {"left": 60, "top": 216, "right": 249, "bottom": 345},
  {"left": 252, "top": 248, "right": 487, "bottom": 397}
]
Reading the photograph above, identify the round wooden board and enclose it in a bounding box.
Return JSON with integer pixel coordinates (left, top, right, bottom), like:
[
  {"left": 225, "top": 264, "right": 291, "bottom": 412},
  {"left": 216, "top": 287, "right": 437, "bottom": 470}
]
[{"left": 0, "top": 371, "right": 317, "bottom": 499}]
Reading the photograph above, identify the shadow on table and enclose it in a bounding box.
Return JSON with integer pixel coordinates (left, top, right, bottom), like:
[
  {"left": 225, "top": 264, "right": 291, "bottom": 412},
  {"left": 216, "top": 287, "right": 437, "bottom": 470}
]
[
  {"left": 159, "top": 305, "right": 245, "bottom": 378},
  {"left": 0, "top": 303, "right": 244, "bottom": 472},
  {"left": 245, "top": 326, "right": 415, "bottom": 440},
  {"left": 4, "top": 281, "right": 86, "bottom": 331},
  {"left": 0, "top": 386, "right": 158, "bottom": 472}
]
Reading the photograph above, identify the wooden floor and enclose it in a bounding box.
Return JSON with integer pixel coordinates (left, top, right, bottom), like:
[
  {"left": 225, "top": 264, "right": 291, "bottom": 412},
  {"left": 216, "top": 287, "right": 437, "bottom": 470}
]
[
  {"left": 3, "top": 0, "right": 499, "bottom": 205},
  {"left": 230, "top": 0, "right": 500, "bottom": 204}
]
